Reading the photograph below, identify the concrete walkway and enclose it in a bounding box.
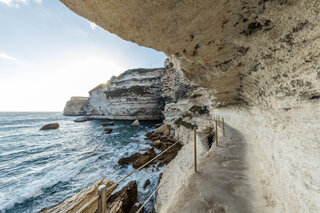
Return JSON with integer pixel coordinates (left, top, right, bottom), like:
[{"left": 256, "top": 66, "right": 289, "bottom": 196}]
[{"left": 161, "top": 124, "right": 255, "bottom": 213}]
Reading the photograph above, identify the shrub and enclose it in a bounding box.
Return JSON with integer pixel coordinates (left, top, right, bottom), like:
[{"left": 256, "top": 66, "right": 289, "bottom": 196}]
[
  {"left": 182, "top": 112, "right": 192, "bottom": 119},
  {"left": 189, "top": 105, "right": 207, "bottom": 114},
  {"left": 191, "top": 94, "right": 202, "bottom": 99},
  {"left": 174, "top": 117, "right": 197, "bottom": 129}
]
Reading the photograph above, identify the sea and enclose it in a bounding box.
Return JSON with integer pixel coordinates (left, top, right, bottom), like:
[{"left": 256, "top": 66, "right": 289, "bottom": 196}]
[{"left": 0, "top": 112, "right": 163, "bottom": 213}]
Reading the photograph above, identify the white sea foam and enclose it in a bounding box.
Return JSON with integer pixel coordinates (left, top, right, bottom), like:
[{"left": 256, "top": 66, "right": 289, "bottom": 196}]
[{"left": 0, "top": 154, "right": 101, "bottom": 210}]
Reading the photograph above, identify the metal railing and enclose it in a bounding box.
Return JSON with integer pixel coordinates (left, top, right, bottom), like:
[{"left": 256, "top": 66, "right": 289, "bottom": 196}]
[{"left": 96, "top": 116, "right": 225, "bottom": 213}]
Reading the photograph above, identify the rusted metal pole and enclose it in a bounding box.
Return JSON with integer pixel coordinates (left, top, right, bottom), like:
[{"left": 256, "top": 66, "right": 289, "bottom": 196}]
[
  {"left": 98, "top": 184, "right": 107, "bottom": 213},
  {"left": 215, "top": 120, "right": 219, "bottom": 147},
  {"left": 194, "top": 127, "right": 197, "bottom": 173},
  {"left": 222, "top": 117, "right": 225, "bottom": 136}
]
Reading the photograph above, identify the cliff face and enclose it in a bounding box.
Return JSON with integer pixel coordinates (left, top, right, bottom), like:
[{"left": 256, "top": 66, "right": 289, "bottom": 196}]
[
  {"left": 63, "top": 97, "right": 89, "bottom": 116},
  {"left": 60, "top": 0, "right": 319, "bottom": 108},
  {"left": 87, "top": 68, "right": 165, "bottom": 120},
  {"left": 60, "top": 1, "right": 320, "bottom": 212}
]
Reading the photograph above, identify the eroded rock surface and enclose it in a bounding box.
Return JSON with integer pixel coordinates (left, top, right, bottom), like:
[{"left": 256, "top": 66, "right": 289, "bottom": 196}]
[
  {"left": 63, "top": 96, "right": 89, "bottom": 116},
  {"left": 87, "top": 68, "right": 165, "bottom": 120},
  {"left": 60, "top": 0, "right": 320, "bottom": 108}
]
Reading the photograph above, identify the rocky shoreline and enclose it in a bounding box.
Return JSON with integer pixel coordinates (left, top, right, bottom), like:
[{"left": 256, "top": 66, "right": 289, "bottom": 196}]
[{"left": 40, "top": 122, "right": 182, "bottom": 213}]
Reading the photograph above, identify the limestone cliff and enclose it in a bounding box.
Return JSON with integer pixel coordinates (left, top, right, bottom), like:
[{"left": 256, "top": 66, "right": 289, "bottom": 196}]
[
  {"left": 60, "top": 1, "right": 320, "bottom": 213},
  {"left": 63, "top": 96, "right": 89, "bottom": 116},
  {"left": 87, "top": 68, "right": 165, "bottom": 120}
]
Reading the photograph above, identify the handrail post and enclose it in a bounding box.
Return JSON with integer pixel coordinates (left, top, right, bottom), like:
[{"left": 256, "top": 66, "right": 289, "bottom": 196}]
[
  {"left": 98, "top": 184, "right": 107, "bottom": 213},
  {"left": 215, "top": 120, "right": 219, "bottom": 147},
  {"left": 222, "top": 117, "right": 225, "bottom": 136},
  {"left": 194, "top": 127, "right": 197, "bottom": 173}
]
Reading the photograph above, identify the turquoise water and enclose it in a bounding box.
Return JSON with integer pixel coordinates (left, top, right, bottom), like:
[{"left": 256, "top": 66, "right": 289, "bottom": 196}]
[{"left": 0, "top": 112, "right": 162, "bottom": 212}]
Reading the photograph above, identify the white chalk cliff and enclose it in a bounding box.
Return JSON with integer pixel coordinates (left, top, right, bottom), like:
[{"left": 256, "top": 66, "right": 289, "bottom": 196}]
[
  {"left": 63, "top": 96, "right": 89, "bottom": 116},
  {"left": 87, "top": 68, "right": 165, "bottom": 120},
  {"left": 60, "top": 1, "right": 320, "bottom": 213}
]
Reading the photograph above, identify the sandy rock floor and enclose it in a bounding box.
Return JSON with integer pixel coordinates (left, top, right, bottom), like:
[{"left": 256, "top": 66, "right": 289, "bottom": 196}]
[{"left": 161, "top": 124, "right": 258, "bottom": 213}]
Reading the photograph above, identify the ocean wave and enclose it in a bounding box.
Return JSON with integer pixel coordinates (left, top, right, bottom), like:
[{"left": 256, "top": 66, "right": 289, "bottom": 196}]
[{"left": 0, "top": 154, "right": 101, "bottom": 211}]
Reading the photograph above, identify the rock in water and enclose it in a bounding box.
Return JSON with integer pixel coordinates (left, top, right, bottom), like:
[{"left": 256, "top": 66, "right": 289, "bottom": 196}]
[
  {"left": 143, "top": 179, "right": 151, "bottom": 189},
  {"left": 118, "top": 153, "right": 141, "bottom": 165},
  {"left": 133, "top": 148, "right": 156, "bottom": 169},
  {"left": 131, "top": 120, "right": 140, "bottom": 127},
  {"left": 102, "top": 122, "right": 114, "bottom": 127},
  {"left": 103, "top": 128, "right": 113, "bottom": 134},
  {"left": 40, "top": 123, "right": 59, "bottom": 130},
  {"left": 107, "top": 181, "right": 138, "bottom": 213}
]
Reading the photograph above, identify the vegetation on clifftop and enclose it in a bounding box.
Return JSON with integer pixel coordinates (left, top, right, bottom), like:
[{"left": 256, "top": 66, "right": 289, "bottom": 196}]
[
  {"left": 174, "top": 117, "right": 197, "bottom": 129},
  {"left": 189, "top": 105, "right": 207, "bottom": 114}
]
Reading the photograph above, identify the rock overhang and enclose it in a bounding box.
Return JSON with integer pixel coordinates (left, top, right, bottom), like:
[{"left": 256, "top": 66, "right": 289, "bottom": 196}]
[{"left": 60, "top": 0, "right": 320, "bottom": 108}]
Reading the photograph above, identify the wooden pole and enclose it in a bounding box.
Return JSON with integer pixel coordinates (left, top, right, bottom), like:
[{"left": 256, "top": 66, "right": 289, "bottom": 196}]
[
  {"left": 222, "top": 117, "right": 225, "bottom": 136},
  {"left": 194, "top": 127, "right": 197, "bottom": 173},
  {"left": 98, "top": 184, "right": 107, "bottom": 213},
  {"left": 215, "top": 120, "right": 219, "bottom": 147}
]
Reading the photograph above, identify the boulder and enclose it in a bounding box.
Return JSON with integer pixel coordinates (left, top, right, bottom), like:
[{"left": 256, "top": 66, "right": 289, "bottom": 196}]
[
  {"left": 150, "top": 140, "right": 162, "bottom": 149},
  {"left": 118, "top": 153, "right": 141, "bottom": 165},
  {"left": 107, "top": 181, "right": 138, "bottom": 213},
  {"left": 133, "top": 148, "right": 156, "bottom": 169},
  {"left": 103, "top": 128, "right": 113, "bottom": 134},
  {"left": 144, "top": 132, "right": 161, "bottom": 141},
  {"left": 154, "top": 124, "right": 170, "bottom": 134},
  {"left": 102, "top": 122, "right": 114, "bottom": 127},
  {"left": 131, "top": 119, "right": 140, "bottom": 127},
  {"left": 40, "top": 123, "right": 59, "bottom": 130},
  {"left": 157, "top": 144, "right": 182, "bottom": 167},
  {"left": 143, "top": 179, "right": 151, "bottom": 189}
]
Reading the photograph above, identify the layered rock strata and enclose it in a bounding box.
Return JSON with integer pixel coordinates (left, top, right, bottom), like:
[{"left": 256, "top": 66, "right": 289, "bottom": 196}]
[
  {"left": 63, "top": 96, "right": 89, "bottom": 116},
  {"left": 87, "top": 68, "right": 165, "bottom": 120}
]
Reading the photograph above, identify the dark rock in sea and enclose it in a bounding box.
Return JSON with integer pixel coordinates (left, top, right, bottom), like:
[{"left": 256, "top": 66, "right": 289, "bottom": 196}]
[
  {"left": 133, "top": 148, "right": 156, "bottom": 169},
  {"left": 144, "top": 124, "right": 182, "bottom": 167},
  {"left": 157, "top": 144, "right": 181, "bottom": 167},
  {"left": 40, "top": 123, "right": 59, "bottom": 130},
  {"left": 143, "top": 179, "right": 151, "bottom": 189},
  {"left": 131, "top": 119, "right": 140, "bottom": 127},
  {"left": 103, "top": 128, "right": 113, "bottom": 134},
  {"left": 118, "top": 153, "right": 141, "bottom": 165},
  {"left": 102, "top": 122, "right": 114, "bottom": 127},
  {"left": 150, "top": 140, "right": 162, "bottom": 149},
  {"left": 108, "top": 181, "right": 138, "bottom": 213}
]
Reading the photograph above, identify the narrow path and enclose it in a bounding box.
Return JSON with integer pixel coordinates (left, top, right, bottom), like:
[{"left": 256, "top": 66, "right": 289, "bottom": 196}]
[{"left": 161, "top": 124, "right": 255, "bottom": 213}]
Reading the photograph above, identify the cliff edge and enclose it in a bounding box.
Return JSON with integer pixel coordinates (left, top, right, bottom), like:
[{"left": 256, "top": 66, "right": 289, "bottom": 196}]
[{"left": 63, "top": 96, "right": 89, "bottom": 116}]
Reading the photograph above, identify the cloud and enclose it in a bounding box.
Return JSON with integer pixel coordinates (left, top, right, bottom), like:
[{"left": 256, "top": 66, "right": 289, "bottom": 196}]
[
  {"left": 0, "top": 0, "right": 41, "bottom": 7},
  {"left": 0, "top": 52, "right": 19, "bottom": 62},
  {"left": 88, "top": 21, "right": 97, "bottom": 30}
]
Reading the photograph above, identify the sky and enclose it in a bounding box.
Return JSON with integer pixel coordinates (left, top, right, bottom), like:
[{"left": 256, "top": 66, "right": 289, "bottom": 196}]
[{"left": 0, "top": 0, "right": 166, "bottom": 111}]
